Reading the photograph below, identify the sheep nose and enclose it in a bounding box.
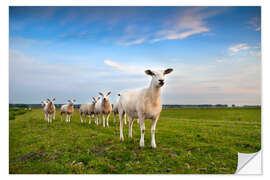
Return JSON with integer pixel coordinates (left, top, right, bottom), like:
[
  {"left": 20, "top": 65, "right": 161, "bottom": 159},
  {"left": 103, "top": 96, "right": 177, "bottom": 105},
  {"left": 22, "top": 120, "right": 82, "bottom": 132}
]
[{"left": 159, "top": 80, "right": 164, "bottom": 84}]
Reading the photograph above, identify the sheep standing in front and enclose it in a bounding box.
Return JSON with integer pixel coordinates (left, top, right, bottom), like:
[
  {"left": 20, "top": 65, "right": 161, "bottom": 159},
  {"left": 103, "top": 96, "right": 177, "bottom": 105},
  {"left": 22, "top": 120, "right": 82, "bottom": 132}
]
[
  {"left": 41, "top": 100, "right": 48, "bottom": 121},
  {"left": 95, "top": 92, "right": 112, "bottom": 127},
  {"left": 60, "top": 99, "right": 75, "bottom": 122},
  {"left": 112, "top": 94, "right": 127, "bottom": 124},
  {"left": 118, "top": 68, "right": 173, "bottom": 148},
  {"left": 43, "top": 98, "right": 56, "bottom": 123},
  {"left": 80, "top": 97, "right": 100, "bottom": 124}
]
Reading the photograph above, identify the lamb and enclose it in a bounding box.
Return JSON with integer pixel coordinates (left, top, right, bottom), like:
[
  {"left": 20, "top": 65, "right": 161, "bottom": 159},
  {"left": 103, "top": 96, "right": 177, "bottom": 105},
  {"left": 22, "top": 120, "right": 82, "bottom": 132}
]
[
  {"left": 43, "top": 98, "right": 56, "bottom": 123},
  {"left": 94, "top": 97, "right": 101, "bottom": 125},
  {"left": 60, "top": 99, "right": 75, "bottom": 122},
  {"left": 95, "top": 92, "right": 112, "bottom": 127},
  {"left": 41, "top": 100, "right": 48, "bottom": 121},
  {"left": 112, "top": 94, "right": 127, "bottom": 124},
  {"left": 118, "top": 68, "right": 173, "bottom": 148},
  {"left": 79, "top": 97, "right": 100, "bottom": 124}
]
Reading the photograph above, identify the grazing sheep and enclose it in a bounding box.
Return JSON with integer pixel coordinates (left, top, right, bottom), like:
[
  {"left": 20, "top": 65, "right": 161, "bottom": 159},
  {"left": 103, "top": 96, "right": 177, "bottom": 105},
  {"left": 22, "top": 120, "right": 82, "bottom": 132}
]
[
  {"left": 118, "top": 68, "right": 173, "bottom": 148},
  {"left": 95, "top": 92, "right": 112, "bottom": 127},
  {"left": 113, "top": 94, "right": 127, "bottom": 124},
  {"left": 60, "top": 99, "right": 75, "bottom": 122},
  {"left": 80, "top": 97, "right": 100, "bottom": 124},
  {"left": 44, "top": 98, "right": 56, "bottom": 123}
]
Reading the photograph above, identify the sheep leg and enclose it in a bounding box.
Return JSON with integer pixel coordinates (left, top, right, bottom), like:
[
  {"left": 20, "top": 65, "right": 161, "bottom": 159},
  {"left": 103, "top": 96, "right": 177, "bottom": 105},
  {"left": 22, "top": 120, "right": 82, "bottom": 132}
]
[
  {"left": 128, "top": 118, "right": 135, "bottom": 138},
  {"left": 102, "top": 114, "right": 105, "bottom": 127},
  {"left": 113, "top": 112, "right": 116, "bottom": 123},
  {"left": 137, "top": 119, "right": 139, "bottom": 124},
  {"left": 84, "top": 113, "right": 86, "bottom": 123},
  {"left": 80, "top": 112, "right": 83, "bottom": 123},
  {"left": 119, "top": 111, "right": 125, "bottom": 141},
  {"left": 124, "top": 113, "right": 127, "bottom": 125},
  {"left": 106, "top": 113, "right": 110, "bottom": 127},
  {"left": 95, "top": 114, "right": 98, "bottom": 125},
  {"left": 69, "top": 115, "right": 71, "bottom": 122},
  {"left": 139, "top": 118, "right": 145, "bottom": 147},
  {"left": 89, "top": 114, "right": 91, "bottom": 124},
  {"left": 151, "top": 117, "right": 159, "bottom": 148},
  {"left": 65, "top": 114, "right": 68, "bottom": 122},
  {"left": 53, "top": 112, "right": 55, "bottom": 120}
]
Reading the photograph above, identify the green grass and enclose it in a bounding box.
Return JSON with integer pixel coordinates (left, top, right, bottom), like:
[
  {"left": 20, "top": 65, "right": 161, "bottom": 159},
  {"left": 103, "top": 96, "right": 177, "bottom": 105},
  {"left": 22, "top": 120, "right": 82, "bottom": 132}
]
[
  {"left": 9, "top": 108, "right": 28, "bottom": 120},
  {"left": 9, "top": 108, "right": 261, "bottom": 174}
]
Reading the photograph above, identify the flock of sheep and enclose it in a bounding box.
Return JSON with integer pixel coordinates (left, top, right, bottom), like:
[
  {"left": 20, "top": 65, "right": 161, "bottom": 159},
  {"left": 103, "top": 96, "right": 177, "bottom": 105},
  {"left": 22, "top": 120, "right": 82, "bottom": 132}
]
[{"left": 41, "top": 68, "right": 173, "bottom": 148}]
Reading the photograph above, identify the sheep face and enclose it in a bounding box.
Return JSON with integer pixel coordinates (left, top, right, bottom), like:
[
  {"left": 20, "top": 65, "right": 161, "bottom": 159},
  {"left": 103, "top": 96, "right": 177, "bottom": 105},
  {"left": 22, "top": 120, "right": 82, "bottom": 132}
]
[
  {"left": 92, "top": 97, "right": 100, "bottom": 104},
  {"left": 68, "top": 99, "right": 75, "bottom": 106},
  {"left": 46, "top": 98, "right": 55, "bottom": 105},
  {"left": 99, "top": 92, "right": 111, "bottom": 102},
  {"left": 41, "top": 101, "right": 48, "bottom": 107},
  {"left": 145, "top": 68, "right": 173, "bottom": 87}
]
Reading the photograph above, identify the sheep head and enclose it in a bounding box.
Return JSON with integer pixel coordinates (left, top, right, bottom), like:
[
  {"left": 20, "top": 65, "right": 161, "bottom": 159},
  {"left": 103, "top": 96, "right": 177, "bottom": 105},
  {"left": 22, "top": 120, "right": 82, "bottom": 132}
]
[
  {"left": 68, "top": 99, "right": 75, "bottom": 105},
  {"left": 99, "top": 92, "right": 111, "bottom": 102},
  {"left": 145, "top": 68, "right": 173, "bottom": 87}
]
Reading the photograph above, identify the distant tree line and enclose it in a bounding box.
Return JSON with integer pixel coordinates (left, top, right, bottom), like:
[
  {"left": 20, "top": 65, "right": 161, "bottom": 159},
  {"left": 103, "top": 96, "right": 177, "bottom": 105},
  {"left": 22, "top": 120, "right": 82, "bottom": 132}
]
[{"left": 9, "top": 104, "right": 261, "bottom": 109}]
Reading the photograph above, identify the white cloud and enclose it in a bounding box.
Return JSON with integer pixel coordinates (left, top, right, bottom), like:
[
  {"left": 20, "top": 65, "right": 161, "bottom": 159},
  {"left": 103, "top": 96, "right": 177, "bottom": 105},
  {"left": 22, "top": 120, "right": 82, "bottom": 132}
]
[
  {"left": 119, "top": 7, "right": 221, "bottom": 45},
  {"left": 104, "top": 59, "right": 146, "bottom": 75},
  {"left": 247, "top": 17, "right": 261, "bottom": 32},
  {"left": 229, "top": 43, "right": 250, "bottom": 53}
]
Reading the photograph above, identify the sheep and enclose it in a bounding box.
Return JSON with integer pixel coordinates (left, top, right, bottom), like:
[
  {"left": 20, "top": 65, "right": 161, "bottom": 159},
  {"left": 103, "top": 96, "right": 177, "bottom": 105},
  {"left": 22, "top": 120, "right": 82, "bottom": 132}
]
[
  {"left": 41, "top": 100, "right": 48, "bottom": 121},
  {"left": 94, "top": 97, "right": 101, "bottom": 125},
  {"left": 60, "top": 99, "right": 75, "bottom": 122},
  {"left": 79, "top": 97, "right": 100, "bottom": 124},
  {"left": 112, "top": 94, "right": 127, "bottom": 124},
  {"left": 43, "top": 98, "right": 56, "bottom": 123},
  {"left": 118, "top": 68, "right": 173, "bottom": 148},
  {"left": 95, "top": 92, "right": 112, "bottom": 127}
]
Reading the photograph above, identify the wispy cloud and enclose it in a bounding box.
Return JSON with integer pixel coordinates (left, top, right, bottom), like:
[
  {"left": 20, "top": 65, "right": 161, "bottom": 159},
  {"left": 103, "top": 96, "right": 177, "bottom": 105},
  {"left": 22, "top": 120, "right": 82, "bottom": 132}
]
[
  {"left": 247, "top": 17, "right": 261, "bottom": 31},
  {"left": 229, "top": 43, "right": 250, "bottom": 53},
  {"left": 119, "top": 7, "right": 223, "bottom": 45},
  {"left": 104, "top": 59, "right": 145, "bottom": 74}
]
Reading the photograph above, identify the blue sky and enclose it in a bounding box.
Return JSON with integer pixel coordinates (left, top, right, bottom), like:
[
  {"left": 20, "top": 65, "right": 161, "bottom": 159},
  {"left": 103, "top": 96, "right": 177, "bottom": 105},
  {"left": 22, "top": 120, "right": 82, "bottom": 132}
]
[{"left": 9, "top": 6, "right": 261, "bottom": 105}]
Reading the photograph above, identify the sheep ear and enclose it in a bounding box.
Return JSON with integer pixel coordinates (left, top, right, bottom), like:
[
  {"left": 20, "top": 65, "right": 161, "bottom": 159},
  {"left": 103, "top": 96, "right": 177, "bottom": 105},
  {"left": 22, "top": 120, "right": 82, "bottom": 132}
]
[
  {"left": 68, "top": 100, "right": 71, "bottom": 102},
  {"left": 52, "top": 98, "right": 55, "bottom": 101},
  {"left": 97, "top": 97, "right": 100, "bottom": 100},
  {"left": 47, "top": 98, "right": 50, "bottom": 101},
  {"left": 99, "top": 92, "right": 104, "bottom": 96},
  {"left": 92, "top": 97, "right": 96, "bottom": 101},
  {"left": 106, "top": 91, "right": 111, "bottom": 96},
  {"left": 73, "top": 99, "right": 76, "bottom": 102},
  {"left": 145, "top": 69, "right": 154, "bottom": 76},
  {"left": 164, "top": 68, "right": 173, "bottom": 75}
]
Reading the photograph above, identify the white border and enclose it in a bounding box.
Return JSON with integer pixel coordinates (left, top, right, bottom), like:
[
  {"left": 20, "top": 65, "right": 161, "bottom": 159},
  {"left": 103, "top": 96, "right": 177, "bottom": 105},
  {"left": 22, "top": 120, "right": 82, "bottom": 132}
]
[{"left": 1, "top": 0, "right": 269, "bottom": 179}]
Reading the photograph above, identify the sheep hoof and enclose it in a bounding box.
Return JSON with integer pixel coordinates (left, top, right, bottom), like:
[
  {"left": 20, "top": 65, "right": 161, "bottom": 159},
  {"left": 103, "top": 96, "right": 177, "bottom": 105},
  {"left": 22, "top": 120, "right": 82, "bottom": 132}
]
[
  {"left": 140, "top": 141, "right": 144, "bottom": 147},
  {"left": 151, "top": 144, "right": 157, "bottom": 149},
  {"left": 120, "top": 136, "right": 124, "bottom": 141}
]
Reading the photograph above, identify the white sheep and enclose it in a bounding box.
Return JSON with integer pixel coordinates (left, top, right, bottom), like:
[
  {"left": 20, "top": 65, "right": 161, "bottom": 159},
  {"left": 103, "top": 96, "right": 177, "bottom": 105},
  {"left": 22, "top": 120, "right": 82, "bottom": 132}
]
[
  {"left": 60, "top": 99, "right": 75, "bottom": 122},
  {"left": 113, "top": 94, "right": 127, "bottom": 124},
  {"left": 95, "top": 92, "right": 112, "bottom": 127},
  {"left": 94, "top": 97, "right": 101, "bottom": 125},
  {"left": 41, "top": 100, "right": 48, "bottom": 121},
  {"left": 79, "top": 97, "right": 100, "bottom": 124},
  {"left": 118, "top": 68, "right": 173, "bottom": 148},
  {"left": 43, "top": 98, "right": 56, "bottom": 123}
]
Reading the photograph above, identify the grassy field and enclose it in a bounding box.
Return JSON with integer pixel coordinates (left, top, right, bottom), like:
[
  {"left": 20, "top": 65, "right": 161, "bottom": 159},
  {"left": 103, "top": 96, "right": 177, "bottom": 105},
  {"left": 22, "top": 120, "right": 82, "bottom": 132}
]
[{"left": 9, "top": 107, "right": 261, "bottom": 174}]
